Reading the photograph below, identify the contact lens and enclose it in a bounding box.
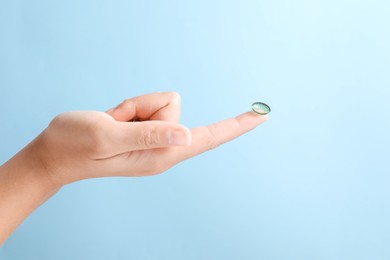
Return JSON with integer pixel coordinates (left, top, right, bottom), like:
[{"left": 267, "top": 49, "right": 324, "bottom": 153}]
[{"left": 251, "top": 102, "right": 271, "bottom": 115}]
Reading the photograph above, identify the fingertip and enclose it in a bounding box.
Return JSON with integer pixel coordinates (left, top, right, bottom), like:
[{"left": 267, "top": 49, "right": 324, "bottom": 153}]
[{"left": 234, "top": 111, "right": 269, "bottom": 132}]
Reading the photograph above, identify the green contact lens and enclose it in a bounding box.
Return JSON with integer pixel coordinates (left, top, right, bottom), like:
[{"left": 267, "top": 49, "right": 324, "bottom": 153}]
[{"left": 251, "top": 102, "right": 271, "bottom": 115}]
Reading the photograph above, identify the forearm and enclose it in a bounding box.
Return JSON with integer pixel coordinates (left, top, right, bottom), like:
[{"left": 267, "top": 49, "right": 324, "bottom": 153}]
[{"left": 0, "top": 135, "right": 61, "bottom": 246}]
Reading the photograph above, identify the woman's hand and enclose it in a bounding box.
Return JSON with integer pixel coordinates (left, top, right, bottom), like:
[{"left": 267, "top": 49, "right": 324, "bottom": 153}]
[
  {"left": 36, "top": 92, "right": 269, "bottom": 186},
  {"left": 0, "top": 91, "right": 269, "bottom": 245}
]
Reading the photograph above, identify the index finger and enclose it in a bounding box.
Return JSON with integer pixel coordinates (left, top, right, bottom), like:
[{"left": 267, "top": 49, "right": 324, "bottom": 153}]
[{"left": 166, "top": 111, "right": 269, "bottom": 164}]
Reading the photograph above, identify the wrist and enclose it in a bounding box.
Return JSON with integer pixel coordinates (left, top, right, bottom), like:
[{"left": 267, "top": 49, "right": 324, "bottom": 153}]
[
  {"left": 0, "top": 134, "right": 62, "bottom": 245},
  {"left": 2, "top": 133, "right": 64, "bottom": 192}
]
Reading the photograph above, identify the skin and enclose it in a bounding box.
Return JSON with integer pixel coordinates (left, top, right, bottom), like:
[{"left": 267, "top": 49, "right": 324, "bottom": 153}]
[{"left": 0, "top": 92, "right": 269, "bottom": 245}]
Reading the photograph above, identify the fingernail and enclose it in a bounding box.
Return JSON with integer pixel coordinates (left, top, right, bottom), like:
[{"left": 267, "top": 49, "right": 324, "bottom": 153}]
[{"left": 169, "top": 130, "right": 191, "bottom": 146}]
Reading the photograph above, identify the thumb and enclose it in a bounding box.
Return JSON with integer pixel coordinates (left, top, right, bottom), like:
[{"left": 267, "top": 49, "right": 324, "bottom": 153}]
[{"left": 108, "top": 120, "right": 192, "bottom": 154}]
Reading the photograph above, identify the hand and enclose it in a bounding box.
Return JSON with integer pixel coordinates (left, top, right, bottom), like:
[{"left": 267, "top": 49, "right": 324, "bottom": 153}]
[
  {"left": 0, "top": 91, "right": 269, "bottom": 244},
  {"left": 35, "top": 92, "right": 269, "bottom": 186}
]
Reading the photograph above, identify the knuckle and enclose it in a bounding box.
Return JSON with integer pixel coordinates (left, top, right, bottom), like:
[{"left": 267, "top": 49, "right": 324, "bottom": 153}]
[
  {"left": 206, "top": 125, "right": 222, "bottom": 150},
  {"left": 121, "top": 99, "right": 134, "bottom": 109},
  {"left": 49, "top": 113, "right": 68, "bottom": 129},
  {"left": 122, "top": 98, "right": 132, "bottom": 105},
  {"left": 138, "top": 128, "right": 160, "bottom": 148},
  {"left": 49, "top": 115, "right": 61, "bottom": 127}
]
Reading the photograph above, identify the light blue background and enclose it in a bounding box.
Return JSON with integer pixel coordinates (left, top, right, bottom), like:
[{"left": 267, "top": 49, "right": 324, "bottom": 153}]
[{"left": 1, "top": 0, "right": 390, "bottom": 259}]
